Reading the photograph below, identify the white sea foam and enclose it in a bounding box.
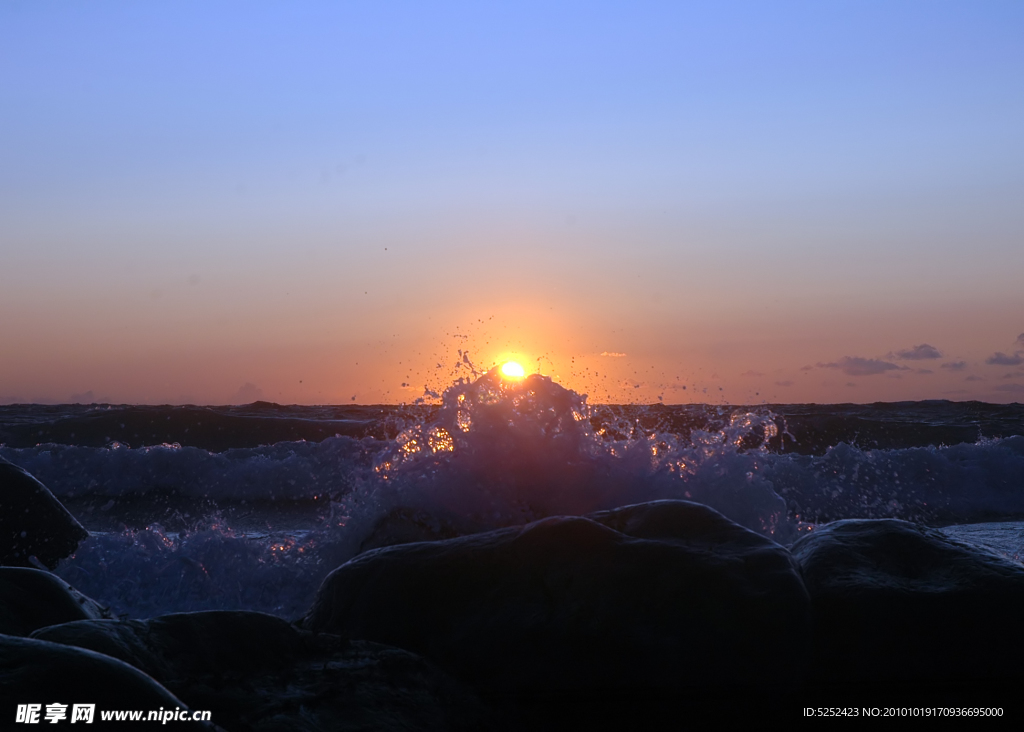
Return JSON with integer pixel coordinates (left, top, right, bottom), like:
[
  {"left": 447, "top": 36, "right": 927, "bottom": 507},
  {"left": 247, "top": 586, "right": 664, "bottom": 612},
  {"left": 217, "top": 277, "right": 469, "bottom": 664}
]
[{"left": 0, "top": 436, "right": 369, "bottom": 500}]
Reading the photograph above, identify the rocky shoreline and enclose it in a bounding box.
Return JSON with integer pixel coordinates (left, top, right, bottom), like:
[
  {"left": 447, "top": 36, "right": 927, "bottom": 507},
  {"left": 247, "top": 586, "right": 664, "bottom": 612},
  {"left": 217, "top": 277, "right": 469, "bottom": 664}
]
[{"left": 3, "top": 457, "right": 1021, "bottom": 728}]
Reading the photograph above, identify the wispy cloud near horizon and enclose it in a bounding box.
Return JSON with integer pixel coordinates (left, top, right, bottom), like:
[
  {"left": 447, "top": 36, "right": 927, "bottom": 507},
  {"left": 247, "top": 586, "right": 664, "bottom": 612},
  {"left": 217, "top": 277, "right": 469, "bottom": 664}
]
[
  {"left": 231, "top": 382, "right": 265, "bottom": 404},
  {"left": 986, "top": 352, "right": 1024, "bottom": 366},
  {"left": 891, "top": 344, "right": 942, "bottom": 360},
  {"left": 817, "top": 357, "right": 907, "bottom": 377}
]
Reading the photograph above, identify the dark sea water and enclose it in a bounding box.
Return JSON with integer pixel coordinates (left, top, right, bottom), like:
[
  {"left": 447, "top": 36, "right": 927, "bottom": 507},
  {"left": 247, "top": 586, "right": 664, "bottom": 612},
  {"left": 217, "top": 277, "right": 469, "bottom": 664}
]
[{"left": 2, "top": 374, "right": 1023, "bottom": 621}]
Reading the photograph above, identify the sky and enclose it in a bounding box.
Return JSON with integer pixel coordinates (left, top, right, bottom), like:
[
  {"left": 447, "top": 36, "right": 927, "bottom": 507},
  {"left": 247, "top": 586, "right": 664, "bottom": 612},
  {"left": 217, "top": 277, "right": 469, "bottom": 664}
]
[{"left": 2, "top": 0, "right": 1023, "bottom": 405}]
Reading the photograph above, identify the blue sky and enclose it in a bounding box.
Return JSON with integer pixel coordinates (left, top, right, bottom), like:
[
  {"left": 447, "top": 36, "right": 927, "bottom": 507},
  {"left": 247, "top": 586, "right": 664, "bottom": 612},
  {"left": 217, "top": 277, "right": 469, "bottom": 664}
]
[{"left": 2, "top": 1, "right": 1023, "bottom": 404}]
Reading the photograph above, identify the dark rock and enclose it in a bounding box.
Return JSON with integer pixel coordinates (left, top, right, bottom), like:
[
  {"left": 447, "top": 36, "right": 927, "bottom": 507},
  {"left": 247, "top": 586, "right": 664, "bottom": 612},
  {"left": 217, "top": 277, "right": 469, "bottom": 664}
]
[
  {"left": 791, "top": 518, "right": 1024, "bottom": 687},
  {"left": 588, "top": 498, "right": 784, "bottom": 550},
  {"left": 0, "top": 567, "right": 111, "bottom": 636},
  {"left": 359, "top": 507, "right": 464, "bottom": 554},
  {"left": 33, "top": 610, "right": 495, "bottom": 732},
  {"left": 0, "top": 634, "right": 217, "bottom": 729},
  {"left": 302, "top": 500, "right": 811, "bottom": 699},
  {"left": 1, "top": 456, "right": 88, "bottom": 569}
]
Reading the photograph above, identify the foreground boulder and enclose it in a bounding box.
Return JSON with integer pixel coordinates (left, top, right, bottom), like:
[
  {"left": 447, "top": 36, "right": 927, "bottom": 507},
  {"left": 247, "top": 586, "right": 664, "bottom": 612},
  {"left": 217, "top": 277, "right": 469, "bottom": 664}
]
[
  {"left": 358, "top": 507, "right": 464, "bottom": 554},
  {"left": 33, "top": 610, "right": 494, "bottom": 732},
  {"left": 0, "top": 457, "right": 88, "bottom": 569},
  {"left": 0, "top": 567, "right": 110, "bottom": 636},
  {"left": 302, "top": 500, "right": 811, "bottom": 699},
  {"left": 791, "top": 518, "right": 1024, "bottom": 687},
  {"left": 0, "top": 634, "right": 216, "bottom": 729}
]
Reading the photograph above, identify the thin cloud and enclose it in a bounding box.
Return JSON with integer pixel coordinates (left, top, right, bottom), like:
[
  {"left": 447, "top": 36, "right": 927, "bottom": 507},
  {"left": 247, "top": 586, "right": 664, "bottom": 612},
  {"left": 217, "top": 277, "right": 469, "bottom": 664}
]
[
  {"left": 941, "top": 361, "right": 967, "bottom": 371},
  {"left": 965, "top": 375, "right": 984, "bottom": 382},
  {"left": 817, "top": 356, "right": 907, "bottom": 377},
  {"left": 892, "top": 344, "right": 942, "bottom": 360},
  {"left": 916, "top": 369, "right": 933, "bottom": 374},
  {"left": 775, "top": 380, "right": 794, "bottom": 387},
  {"left": 994, "top": 383, "right": 1024, "bottom": 393},
  {"left": 600, "top": 351, "right": 627, "bottom": 358},
  {"left": 1017, "top": 333, "right": 1024, "bottom": 346},
  {"left": 740, "top": 370, "right": 765, "bottom": 377},
  {"left": 986, "top": 352, "right": 1024, "bottom": 366},
  {"left": 800, "top": 365, "right": 813, "bottom": 371},
  {"left": 231, "top": 382, "right": 265, "bottom": 403}
]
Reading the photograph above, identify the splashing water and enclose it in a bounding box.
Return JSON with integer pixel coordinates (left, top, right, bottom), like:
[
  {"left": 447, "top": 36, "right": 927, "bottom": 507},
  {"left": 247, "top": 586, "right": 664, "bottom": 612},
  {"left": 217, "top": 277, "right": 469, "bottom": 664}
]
[
  {"left": 48, "top": 371, "right": 1024, "bottom": 619},
  {"left": 48, "top": 369, "right": 792, "bottom": 618},
  {"left": 346, "top": 367, "right": 791, "bottom": 543}
]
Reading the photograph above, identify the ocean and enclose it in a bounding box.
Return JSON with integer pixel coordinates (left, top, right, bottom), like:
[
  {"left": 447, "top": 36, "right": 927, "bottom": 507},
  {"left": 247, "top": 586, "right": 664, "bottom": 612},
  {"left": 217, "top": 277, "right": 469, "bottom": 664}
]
[{"left": 2, "top": 371, "right": 1023, "bottom": 623}]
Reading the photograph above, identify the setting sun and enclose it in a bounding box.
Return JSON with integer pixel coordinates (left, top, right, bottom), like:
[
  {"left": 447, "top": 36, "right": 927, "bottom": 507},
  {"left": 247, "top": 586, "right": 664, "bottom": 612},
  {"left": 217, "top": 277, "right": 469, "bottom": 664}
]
[{"left": 500, "top": 361, "right": 526, "bottom": 379}]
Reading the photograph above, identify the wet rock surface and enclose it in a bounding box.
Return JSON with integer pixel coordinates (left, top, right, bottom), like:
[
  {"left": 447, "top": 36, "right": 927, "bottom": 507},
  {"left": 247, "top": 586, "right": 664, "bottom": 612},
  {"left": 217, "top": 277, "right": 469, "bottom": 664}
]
[
  {"left": 0, "top": 634, "right": 216, "bottom": 729},
  {"left": 303, "top": 500, "right": 812, "bottom": 700},
  {"left": 33, "top": 610, "right": 495, "bottom": 732},
  {"left": 358, "top": 507, "right": 464, "bottom": 554},
  {"left": 0, "top": 457, "right": 88, "bottom": 569},
  {"left": 12, "top": 502, "right": 1024, "bottom": 728},
  {"left": 0, "top": 567, "right": 111, "bottom": 637},
  {"left": 791, "top": 518, "right": 1024, "bottom": 688}
]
